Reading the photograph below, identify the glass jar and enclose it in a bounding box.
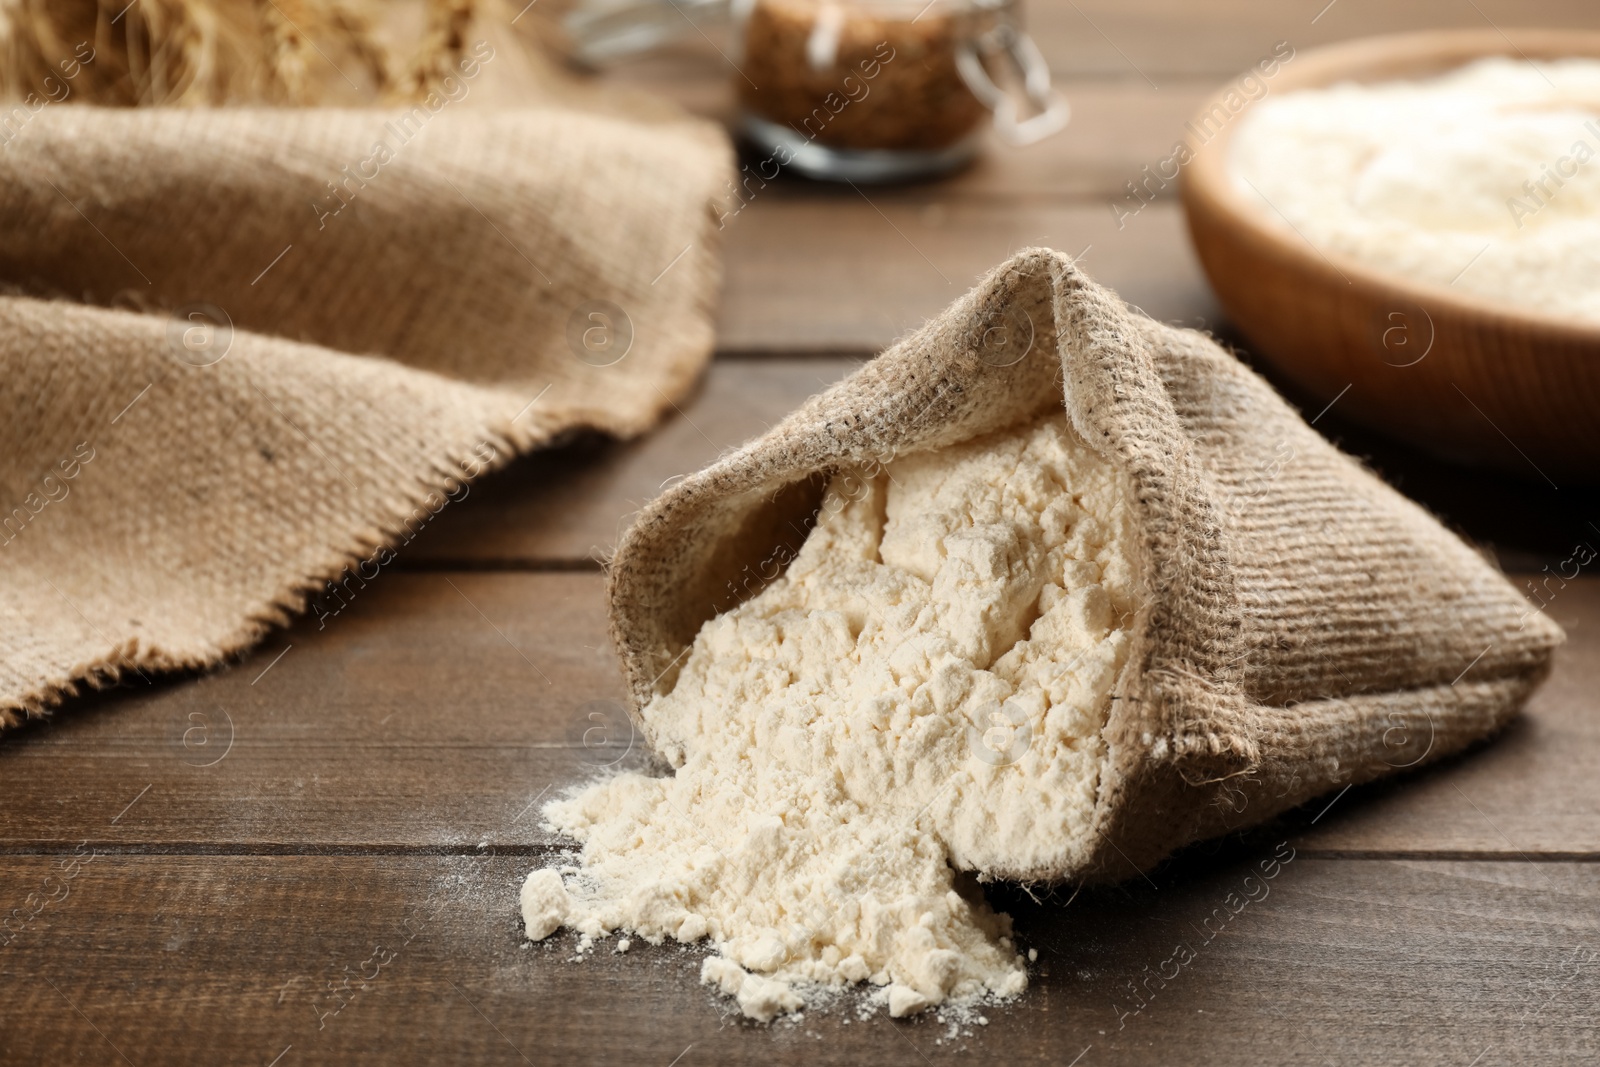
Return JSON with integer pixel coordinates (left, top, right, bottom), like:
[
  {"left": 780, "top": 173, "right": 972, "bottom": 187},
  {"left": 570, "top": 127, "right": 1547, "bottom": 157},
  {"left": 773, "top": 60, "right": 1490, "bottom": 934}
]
[
  {"left": 565, "top": 0, "right": 730, "bottom": 65},
  {"left": 731, "top": 0, "right": 1066, "bottom": 181}
]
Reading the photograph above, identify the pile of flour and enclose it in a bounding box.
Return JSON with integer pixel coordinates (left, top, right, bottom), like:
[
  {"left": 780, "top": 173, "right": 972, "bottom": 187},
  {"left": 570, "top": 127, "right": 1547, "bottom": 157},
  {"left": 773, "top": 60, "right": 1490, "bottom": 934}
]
[
  {"left": 522, "top": 411, "right": 1139, "bottom": 1020},
  {"left": 1230, "top": 57, "right": 1600, "bottom": 321}
]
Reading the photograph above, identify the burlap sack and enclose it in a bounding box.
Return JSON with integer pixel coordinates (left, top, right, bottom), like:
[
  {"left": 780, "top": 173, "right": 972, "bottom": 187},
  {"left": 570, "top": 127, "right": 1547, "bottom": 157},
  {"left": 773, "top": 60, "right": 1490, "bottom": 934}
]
[
  {"left": 607, "top": 248, "right": 1563, "bottom": 882},
  {"left": 0, "top": 103, "right": 730, "bottom": 725}
]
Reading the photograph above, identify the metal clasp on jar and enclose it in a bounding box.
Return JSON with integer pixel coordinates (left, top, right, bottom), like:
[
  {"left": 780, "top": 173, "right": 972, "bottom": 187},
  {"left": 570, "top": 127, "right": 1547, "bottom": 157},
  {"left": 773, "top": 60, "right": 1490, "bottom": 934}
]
[{"left": 955, "top": 15, "right": 1070, "bottom": 145}]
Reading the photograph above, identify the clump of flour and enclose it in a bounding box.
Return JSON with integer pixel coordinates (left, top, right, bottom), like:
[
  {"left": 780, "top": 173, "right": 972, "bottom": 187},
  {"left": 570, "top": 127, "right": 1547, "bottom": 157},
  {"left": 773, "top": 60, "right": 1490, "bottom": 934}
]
[
  {"left": 1230, "top": 57, "right": 1600, "bottom": 321},
  {"left": 522, "top": 411, "right": 1139, "bottom": 1020}
]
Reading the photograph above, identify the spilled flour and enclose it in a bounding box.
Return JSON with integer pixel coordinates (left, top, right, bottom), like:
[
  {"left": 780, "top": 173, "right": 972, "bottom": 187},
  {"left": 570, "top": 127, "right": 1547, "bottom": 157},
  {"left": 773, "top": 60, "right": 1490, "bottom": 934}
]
[{"left": 522, "top": 411, "right": 1139, "bottom": 1020}]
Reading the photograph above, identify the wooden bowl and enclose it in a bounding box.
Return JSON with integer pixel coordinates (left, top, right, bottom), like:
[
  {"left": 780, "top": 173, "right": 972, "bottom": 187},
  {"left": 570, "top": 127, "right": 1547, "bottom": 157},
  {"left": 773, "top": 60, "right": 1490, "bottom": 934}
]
[{"left": 1181, "top": 30, "right": 1600, "bottom": 484}]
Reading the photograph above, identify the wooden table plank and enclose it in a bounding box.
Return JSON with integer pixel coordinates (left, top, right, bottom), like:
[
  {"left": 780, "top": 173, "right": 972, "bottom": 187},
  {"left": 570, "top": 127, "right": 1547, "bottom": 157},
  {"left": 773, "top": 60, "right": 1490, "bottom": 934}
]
[
  {"left": 0, "top": 573, "right": 618, "bottom": 852},
  {"left": 8, "top": 4, "right": 1600, "bottom": 1060},
  {"left": 933, "top": 83, "right": 1207, "bottom": 201},
  {"left": 1023, "top": 0, "right": 1600, "bottom": 80},
  {"left": 718, "top": 200, "right": 1215, "bottom": 352},
  {"left": 607, "top": 68, "right": 1211, "bottom": 203},
  {"left": 411, "top": 360, "right": 1600, "bottom": 569},
  {"left": 610, "top": 0, "right": 1600, "bottom": 90},
  {"left": 4, "top": 571, "right": 1596, "bottom": 856},
  {"left": 2, "top": 853, "right": 1594, "bottom": 1065},
  {"left": 411, "top": 359, "right": 863, "bottom": 566}
]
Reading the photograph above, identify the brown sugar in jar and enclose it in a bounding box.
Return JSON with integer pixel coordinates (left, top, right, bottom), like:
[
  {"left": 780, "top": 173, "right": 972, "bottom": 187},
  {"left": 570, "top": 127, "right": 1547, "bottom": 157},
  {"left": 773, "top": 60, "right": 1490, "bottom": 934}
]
[
  {"left": 737, "top": 0, "right": 994, "bottom": 153},
  {"left": 732, "top": 0, "right": 1065, "bottom": 181}
]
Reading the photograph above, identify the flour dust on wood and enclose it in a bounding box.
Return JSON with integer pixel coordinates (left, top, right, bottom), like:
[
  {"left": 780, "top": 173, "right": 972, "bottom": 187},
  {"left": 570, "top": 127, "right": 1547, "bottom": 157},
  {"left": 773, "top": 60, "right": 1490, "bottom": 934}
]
[{"left": 522, "top": 410, "right": 1139, "bottom": 1021}]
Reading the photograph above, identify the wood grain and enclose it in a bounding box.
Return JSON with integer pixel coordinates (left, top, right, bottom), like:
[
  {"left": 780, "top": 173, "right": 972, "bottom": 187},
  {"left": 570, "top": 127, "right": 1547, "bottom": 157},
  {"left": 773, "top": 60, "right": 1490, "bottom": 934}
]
[
  {"left": 3, "top": 571, "right": 1595, "bottom": 856},
  {"left": 1, "top": 853, "right": 1594, "bottom": 1065},
  {"left": 409, "top": 360, "right": 1600, "bottom": 569},
  {"left": 718, "top": 200, "right": 1217, "bottom": 352},
  {"left": 1022, "top": 0, "right": 1600, "bottom": 80},
  {"left": 7, "top": 4, "right": 1600, "bottom": 1059},
  {"left": 0, "top": 573, "right": 615, "bottom": 853},
  {"left": 410, "top": 359, "right": 863, "bottom": 566},
  {"left": 608, "top": 69, "right": 1210, "bottom": 202},
  {"left": 608, "top": 0, "right": 1600, "bottom": 88}
]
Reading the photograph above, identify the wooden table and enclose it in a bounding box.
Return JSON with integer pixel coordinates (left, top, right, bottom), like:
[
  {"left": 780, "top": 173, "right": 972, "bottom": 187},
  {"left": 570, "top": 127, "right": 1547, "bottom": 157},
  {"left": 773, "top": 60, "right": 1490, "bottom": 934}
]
[{"left": 5, "top": 2, "right": 1600, "bottom": 1063}]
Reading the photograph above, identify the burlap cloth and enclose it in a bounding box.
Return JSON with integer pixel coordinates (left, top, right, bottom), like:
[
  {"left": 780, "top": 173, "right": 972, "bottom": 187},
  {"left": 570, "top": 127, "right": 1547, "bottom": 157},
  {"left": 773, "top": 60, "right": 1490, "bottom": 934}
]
[
  {"left": 607, "top": 248, "right": 1563, "bottom": 882},
  {"left": 0, "top": 100, "right": 730, "bottom": 726}
]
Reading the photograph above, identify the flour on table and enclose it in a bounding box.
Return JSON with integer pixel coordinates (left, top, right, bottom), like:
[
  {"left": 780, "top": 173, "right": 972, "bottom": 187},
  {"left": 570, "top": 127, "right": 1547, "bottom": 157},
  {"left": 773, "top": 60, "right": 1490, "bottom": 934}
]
[{"left": 521, "top": 411, "right": 1139, "bottom": 1020}]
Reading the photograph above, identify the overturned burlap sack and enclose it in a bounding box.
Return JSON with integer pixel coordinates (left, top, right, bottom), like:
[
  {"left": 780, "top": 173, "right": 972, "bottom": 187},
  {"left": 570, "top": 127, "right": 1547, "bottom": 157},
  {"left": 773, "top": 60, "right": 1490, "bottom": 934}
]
[
  {"left": 0, "top": 102, "right": 730, "bottom": 725},
  {"left": 607, "top": 247, "right": 1563, "bottom": 882}
]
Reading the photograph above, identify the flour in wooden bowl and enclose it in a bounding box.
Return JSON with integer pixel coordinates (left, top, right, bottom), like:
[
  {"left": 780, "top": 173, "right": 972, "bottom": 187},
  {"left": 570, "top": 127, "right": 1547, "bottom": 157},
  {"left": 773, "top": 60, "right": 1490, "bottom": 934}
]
[
  {"left": 521, "top": 410, "right": 1138, "bottom": 1020},
  {"left": 1230, "top": 57, "right": 1600, "bottom": 321}
]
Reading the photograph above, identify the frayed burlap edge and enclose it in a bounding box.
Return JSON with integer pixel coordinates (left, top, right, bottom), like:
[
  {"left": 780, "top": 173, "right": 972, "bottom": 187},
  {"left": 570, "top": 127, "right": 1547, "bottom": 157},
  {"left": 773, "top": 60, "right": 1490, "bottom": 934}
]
[
  {"left": 1, "top": 404, "right": 520, "bottom": 727},
  {"left": 2, "top": 198, "right": 723, "bottom": 728}
]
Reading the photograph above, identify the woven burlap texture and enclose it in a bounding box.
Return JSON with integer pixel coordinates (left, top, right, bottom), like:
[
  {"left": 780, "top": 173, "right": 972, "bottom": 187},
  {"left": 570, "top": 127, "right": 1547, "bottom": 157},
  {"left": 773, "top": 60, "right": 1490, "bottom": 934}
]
[
  {"left": 0, "top": 103, "right": 731, "bottom": 726},
  {"left": 607, "top": 248, "right": 1563, "bottom": 883}
]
